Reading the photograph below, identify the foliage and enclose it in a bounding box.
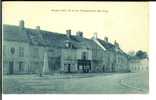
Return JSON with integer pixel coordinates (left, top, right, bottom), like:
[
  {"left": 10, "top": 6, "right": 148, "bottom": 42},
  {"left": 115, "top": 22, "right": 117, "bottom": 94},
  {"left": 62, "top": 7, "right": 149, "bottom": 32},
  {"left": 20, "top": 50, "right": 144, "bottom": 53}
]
[{"left": 135, "top": 50, "right": 148, "bottom": 59}]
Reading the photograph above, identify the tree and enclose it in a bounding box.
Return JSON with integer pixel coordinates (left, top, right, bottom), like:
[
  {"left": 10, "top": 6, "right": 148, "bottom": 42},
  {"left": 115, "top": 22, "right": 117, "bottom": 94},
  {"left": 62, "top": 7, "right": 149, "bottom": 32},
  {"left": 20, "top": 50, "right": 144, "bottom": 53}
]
[{"left": 135, "top": 50, "right": 148, "bottom": 59}]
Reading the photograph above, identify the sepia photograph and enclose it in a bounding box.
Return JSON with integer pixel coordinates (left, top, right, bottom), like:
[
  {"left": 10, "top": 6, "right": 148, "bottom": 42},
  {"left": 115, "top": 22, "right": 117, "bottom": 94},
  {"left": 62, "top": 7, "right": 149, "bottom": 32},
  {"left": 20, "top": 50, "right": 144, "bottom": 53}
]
[{"left": 2, "top": 1, "right": 149, "bottom": 94}]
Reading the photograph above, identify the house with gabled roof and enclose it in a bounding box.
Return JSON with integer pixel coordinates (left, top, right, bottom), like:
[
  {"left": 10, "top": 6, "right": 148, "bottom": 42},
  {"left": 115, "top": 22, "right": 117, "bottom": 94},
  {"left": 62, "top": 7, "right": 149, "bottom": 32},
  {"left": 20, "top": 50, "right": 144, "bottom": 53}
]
[{"left": 3, "top": 20, "right": 130, "bottom": 74}]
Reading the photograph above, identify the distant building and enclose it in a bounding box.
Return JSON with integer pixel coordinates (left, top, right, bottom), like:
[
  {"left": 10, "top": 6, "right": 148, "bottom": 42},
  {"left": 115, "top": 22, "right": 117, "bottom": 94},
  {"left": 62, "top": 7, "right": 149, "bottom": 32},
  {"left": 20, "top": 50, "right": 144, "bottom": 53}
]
[
  {"left": 3, "top": 20, "right": 130, "bottom": 74},
  {"left": 129, "top": 57, "right": 149, "bottom": 72}
]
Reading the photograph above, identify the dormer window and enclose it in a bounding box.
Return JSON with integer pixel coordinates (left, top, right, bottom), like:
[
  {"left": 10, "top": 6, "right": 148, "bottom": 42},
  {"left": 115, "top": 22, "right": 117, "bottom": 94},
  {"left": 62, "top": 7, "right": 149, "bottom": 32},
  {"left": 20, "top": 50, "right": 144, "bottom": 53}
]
[
  {"left": 76, "top": 31, "right": 83, "bottom": 38},
  {"left": 65, "top": 42, "right": 70, "bottom": 48},
  {"left": 65, "top": 40, "right": 72, "bottom": 48}
]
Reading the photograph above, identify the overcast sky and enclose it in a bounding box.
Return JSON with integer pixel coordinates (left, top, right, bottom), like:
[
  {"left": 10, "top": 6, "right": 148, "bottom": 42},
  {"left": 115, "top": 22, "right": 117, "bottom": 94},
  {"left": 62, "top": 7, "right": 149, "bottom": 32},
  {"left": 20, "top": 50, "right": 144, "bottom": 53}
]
[{"left": 2, "top": 2, "right": 149, "bottom": 53}]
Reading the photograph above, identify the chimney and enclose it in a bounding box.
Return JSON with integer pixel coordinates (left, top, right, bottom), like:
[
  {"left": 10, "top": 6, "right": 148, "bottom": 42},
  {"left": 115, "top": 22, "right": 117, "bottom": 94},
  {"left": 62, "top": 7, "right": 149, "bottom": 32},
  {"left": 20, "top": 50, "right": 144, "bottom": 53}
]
[
  {"left": 114, "top": 40, "right": 119, "bottom": 48},
  {"left": 36, "top": 26, "right": 40, "bottom": 31},
  {"left": 66, "top": 29, "right": 71, "bottom": 38},
  {"left": 93, "top": 32, "right": 97, "bottom": 39},
  {"left": 76, "top": 31, "right": 83, "bottom": 38},
  {"left": 19, "top": 20, "right": 25, "bottom": 29},
  {"left": 104, "top": 36, "right": 108, "bottom": 42}
]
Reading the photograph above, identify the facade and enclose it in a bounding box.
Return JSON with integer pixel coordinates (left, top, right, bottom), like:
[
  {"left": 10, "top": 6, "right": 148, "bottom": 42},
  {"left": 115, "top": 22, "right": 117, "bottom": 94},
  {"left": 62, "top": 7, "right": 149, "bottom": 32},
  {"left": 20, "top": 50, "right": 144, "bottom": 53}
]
[
  {"left": 3, "top": 20, "right": 130, "bottom": 74},
  {"left": 129, "top": 58, "right": 149, "bottom": 72}
]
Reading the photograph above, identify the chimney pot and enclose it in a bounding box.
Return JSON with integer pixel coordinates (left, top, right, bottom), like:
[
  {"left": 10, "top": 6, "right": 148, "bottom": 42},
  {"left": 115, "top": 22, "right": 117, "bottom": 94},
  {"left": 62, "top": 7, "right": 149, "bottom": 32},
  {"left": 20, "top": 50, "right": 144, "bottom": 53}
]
[
  {"left": 66, "top": 29, "right": 71, "bottom": 38},
  {"left": 93, "top": 32, "right": 97, "bottom": 39},
  {"left": 104, "top": 36, "right": 108, "bottom": 42},
  {"left": 36, "top": 26, "right": 40, "bottom": 31},
  {"left": 76, "top": 31, "right": 83, "bottom": 38},
  {"left": 19, "top": 20, "right": 24, "bottom": 29},
  {"left": 114, "top": 40, "right": 119, "bottom": 48}
]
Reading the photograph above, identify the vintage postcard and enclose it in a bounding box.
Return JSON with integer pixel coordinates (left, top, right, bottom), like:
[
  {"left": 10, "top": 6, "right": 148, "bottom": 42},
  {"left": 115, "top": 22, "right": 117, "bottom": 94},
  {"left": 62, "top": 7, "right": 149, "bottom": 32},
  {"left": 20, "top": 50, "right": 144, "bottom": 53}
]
[{"left": 2, "top": 1, "right": 149, "bottom": 94}]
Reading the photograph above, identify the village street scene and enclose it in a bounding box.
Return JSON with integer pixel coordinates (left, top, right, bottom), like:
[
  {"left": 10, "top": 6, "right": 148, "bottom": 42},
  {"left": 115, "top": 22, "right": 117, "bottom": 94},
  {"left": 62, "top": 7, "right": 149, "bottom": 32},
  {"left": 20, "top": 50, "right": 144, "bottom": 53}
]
[
  {"left": 2, "top": 20, "right": 148, "bottom": 94},
  {"left": 2, "top": 2, "right": 148, "bottom": 94}
]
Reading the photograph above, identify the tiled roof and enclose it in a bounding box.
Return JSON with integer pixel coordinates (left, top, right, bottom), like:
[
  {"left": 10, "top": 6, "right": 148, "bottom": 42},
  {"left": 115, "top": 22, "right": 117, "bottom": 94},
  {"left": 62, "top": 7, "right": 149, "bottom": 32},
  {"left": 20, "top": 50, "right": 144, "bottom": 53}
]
[
  {"left": 97, "top": 39, "right": 115, "bottom": 51},
  {"left": 3, "top": 25, "right": 29, "bottom": 42},
  {"left": 3, "top": 24, "right": 98, "bottom": 49},
  {"left": 97, "top": 38, "right": 128, "bottom": 56},
  {"left": 3, "top": 24, "right": 127, "bottom": 56}
]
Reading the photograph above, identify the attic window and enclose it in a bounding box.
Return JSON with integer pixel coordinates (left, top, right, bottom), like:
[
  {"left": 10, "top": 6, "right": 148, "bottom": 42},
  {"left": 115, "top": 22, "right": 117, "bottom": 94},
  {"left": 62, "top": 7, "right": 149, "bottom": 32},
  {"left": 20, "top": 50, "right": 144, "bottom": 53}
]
[
  {"left": 65, "top": 42, "right": 70, "bottom": 48},
  {"left": 65, "top": 40, "right": 72, "bottom": 48}
]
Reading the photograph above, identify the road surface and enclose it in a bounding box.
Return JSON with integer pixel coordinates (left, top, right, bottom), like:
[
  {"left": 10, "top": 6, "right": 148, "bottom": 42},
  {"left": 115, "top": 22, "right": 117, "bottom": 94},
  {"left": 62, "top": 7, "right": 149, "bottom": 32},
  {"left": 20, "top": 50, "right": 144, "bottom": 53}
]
[{"left": 3, "top": 72, "right": 148, "bottom": 94}]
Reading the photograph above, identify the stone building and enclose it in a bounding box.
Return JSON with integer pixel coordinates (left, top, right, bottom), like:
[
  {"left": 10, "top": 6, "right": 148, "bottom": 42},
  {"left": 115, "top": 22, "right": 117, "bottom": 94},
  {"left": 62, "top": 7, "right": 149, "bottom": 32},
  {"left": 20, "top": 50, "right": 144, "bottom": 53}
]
[
  {"left": 3, "top": 20, "right": 130, "bottom": 74},
  {"left": 129, "top": 57, "right": 149, "bottom": 72}
]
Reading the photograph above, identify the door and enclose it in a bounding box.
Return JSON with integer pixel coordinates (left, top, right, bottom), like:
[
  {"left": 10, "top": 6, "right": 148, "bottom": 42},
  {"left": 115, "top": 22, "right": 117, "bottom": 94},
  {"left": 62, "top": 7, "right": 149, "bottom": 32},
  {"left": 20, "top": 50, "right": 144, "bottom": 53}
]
[
  {"left": 112, "top": 63, "right": 115, "bottom": 72},
  {"left": 67, "top": 64, "right": 71, "bottom": 73},
  {"left": 9, "top": 61, "right": 14, "bottom": 74},
  {"left": 19, "top": 61, "right": 24, "bottom": 72}
]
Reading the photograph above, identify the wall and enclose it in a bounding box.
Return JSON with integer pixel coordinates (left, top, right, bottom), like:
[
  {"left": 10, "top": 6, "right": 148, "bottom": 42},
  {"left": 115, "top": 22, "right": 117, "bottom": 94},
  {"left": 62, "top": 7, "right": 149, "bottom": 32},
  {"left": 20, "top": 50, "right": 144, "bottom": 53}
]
[
  {"left": 3, "top": 40, "right": 130, "bottom": 74},
  {"left": 91, "top": 44, "right": 104, "bottom": 72},
  {"left": 115, "top": 53, "right": 129, "bottom": 72},
  {"left": 61, "top": 48, "right": 77, "bottom": 72},
  {"left": 61, "top": 48, "right": 92, "bottom": 72},
  {"left": 129, "top": 58, "right": 149, "bottom": 72},
  {"left": 47, "top": 47, "right": 61, "bottom": 72},
  {"left": 28, "top": 45, "right": 45, "bottom": 74},
  {"left": 3, "top": 41, "right": 29, "bottom": 74},
  {"left": 3, "top": 39, "right": 63, "bottom": 74}
]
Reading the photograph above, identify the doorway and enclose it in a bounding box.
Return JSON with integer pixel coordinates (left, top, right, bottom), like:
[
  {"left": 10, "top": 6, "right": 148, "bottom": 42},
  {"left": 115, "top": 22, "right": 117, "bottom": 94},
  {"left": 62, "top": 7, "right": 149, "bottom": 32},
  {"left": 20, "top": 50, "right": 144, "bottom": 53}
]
[
  {"left": 67, "top": 64, "right": 71, "bottom": 73},
  {"left": 77, "top": 60, "right": 91, "bottom": 73}
]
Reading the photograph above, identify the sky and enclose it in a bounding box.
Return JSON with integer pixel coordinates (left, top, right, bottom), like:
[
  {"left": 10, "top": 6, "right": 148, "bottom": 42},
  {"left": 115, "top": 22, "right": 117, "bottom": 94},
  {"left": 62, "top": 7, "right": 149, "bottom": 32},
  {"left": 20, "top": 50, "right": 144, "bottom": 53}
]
[{"left": 2, "top": 2, "right": 149, "bottom": 53}]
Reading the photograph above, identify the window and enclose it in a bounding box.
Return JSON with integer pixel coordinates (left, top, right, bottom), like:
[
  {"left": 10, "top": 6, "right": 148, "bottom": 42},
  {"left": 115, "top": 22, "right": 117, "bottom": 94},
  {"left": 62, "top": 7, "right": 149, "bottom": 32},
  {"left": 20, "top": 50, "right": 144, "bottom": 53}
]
[
  {"left": 10, "top": 47, "right": 15, "bottom": 55},
  {"left": 81, "top": 52, "right": 88, "bottom": 60},
  {"left": 19, "top": 61, "right": 24, "bottom": 72},
  {"left": 19, "top": 47, "right": 24, "bottom": 57},
  {"left": 65, "top": 40, "right": 72, "bottom": 48}
]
